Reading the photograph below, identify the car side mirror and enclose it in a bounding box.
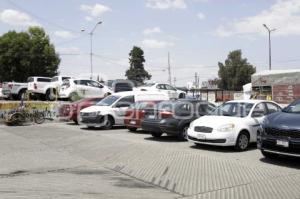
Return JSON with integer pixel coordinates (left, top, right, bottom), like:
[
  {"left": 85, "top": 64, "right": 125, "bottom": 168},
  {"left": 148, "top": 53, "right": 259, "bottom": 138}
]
[{"left": 252, "top": 110, "right": 265, "bottom": 118}]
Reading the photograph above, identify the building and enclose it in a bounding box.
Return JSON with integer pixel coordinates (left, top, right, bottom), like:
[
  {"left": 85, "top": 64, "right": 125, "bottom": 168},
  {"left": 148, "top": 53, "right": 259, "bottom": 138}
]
[{"left": 251, "top": 69, "right": 300, "bottom": 104}]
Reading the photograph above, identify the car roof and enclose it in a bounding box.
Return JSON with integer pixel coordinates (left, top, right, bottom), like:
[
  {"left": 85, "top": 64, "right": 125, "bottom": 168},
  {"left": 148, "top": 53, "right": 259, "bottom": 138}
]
[{"left": 226, "top": 99, "right": 271, "bottom": 104}]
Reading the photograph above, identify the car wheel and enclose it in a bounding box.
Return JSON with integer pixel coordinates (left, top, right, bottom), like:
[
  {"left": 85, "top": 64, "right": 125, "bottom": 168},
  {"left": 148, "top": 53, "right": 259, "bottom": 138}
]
[
  {"left": 73, "top": 119, "right": 79, "bottom": 125},
  {"left": 18, "top": 89, "right": 27, "bottom": 100},
  {"left": 235, "top": 132, "right": 250, "bottom": 151},
  {"left": 46, "top": 89, "right": 56, "bottom": 101},
  {"left": 102, "top": 117, "right": 114, "bottom": 130},
  {"left": 128, "top": 127, "right": 137, "bottom": 132},
  {"left": 178, "top": 125, "right": 189, "bottom": 141},
  {"left": 151, "top": 131, "right": 163, "bottom": 138},
  {"left": 178, "top": 93, "right": 185, "bottom": 99},
  {"left": 261, "top": 150, "right": 279, "bottom": 159}
]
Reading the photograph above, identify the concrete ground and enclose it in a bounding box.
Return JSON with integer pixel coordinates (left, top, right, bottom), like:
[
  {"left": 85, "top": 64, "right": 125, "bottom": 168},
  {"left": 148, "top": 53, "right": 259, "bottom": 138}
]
[{"left": 0, "top": 123, "right": 299, "bottom": 199}]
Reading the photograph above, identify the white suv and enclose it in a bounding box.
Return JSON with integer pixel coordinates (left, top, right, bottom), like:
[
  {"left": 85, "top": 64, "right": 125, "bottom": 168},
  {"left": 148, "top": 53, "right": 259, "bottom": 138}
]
[
  {"left": 59, "top": 78, "right": 112, "bottom": 101},
  {"left": 135, "top": 83, "right": 186, "bottom": 99}
]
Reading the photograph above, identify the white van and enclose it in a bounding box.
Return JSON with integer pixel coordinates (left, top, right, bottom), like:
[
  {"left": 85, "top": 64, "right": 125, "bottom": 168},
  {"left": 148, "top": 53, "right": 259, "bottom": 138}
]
[{"left": 79, "top": 91, "right": 169, "bottom": 129}]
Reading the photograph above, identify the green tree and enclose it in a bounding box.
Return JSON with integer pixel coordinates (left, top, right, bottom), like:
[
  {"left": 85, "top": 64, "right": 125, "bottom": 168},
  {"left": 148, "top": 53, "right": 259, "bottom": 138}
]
[
  {"left": 218, "top": 50, "right": 256, "bottom": 91},
  {"left": 0, "top": 26, "right": 60, "bottom": 82},
  {"left": 125, "top": 46, "right": 151, "bottom": 84}
]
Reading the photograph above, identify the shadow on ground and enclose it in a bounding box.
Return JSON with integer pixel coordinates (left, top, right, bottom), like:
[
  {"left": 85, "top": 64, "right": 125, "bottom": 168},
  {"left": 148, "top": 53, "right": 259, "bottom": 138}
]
[
  {"left": 189, "top": 143, "right": 257, "bottom": 153},
  {"left": 260, "top": 156, "right": 300, "bottom": 169}
]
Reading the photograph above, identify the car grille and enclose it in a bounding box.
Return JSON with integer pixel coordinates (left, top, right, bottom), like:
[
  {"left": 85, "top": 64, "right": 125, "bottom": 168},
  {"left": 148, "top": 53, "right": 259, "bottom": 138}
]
[
  {"left": 265, "top": 127, "right": 300, "bottom": 139},
  {"left": 194, "top": 126, "right": 213, "bottom": 133},
  {"left": 81, "top": 112, "right": 96, "bottom": 117}
]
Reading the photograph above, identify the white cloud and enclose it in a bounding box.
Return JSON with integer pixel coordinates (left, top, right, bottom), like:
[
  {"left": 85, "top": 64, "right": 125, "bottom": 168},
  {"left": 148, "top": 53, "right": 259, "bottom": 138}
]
[
  {"left": 80, "top": 3, "right": 111, "bottom": 17},
  {"left": 146, "top": 0, "right": 187, "bottom": 10},
  {"left": 142, "top": 39, "right": 174, "bottom": 48},
  {"left": 54, "top": 31, "right": 74, "bottom": 39},
  {"left": 0, "top": 9, "right": 40, "bottom": 27},
  {"left": 197, "top": 12, "right": 206, "bottom": 20},
  {"left": 85, "top": 16, "right": 93, "bottom": 21},
  {"left": 143, "top": 27, "right": 162, "bottom": 35},
  {"left": 215, "top": 0, "right": 300, "bottom": 37},
  {"left": 57, "top": 47, "right": 81, "bottom": 54}
]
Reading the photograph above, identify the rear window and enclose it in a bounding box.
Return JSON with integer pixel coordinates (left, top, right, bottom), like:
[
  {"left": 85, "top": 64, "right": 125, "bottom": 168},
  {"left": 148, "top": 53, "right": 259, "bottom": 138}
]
[
  {"left": 37, "top": 78, "right": 51, "bottom": 82},
  {"left": 27, "top": 77, "right": 34, "bottom": 82},
  {"left": 51, "top": 77, "right": 59, "bottom": 82}
]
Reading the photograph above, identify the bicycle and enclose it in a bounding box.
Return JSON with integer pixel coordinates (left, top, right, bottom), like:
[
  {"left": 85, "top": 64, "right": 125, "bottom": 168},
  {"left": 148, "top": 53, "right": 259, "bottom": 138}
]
[{"left": 5, "top": 104, "right": 45, "bottom": 126}]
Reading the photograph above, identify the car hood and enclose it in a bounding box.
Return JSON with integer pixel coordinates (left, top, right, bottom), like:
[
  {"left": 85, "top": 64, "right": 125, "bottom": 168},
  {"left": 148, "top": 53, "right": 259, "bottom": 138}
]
[
  {"left": 80, "top": 105, "right": 111, "bottom": 113},
  {"left": 192, "top": 115, "right": 243, "bottom": 128},
  {"left": 265, "top": 111, "right": 300, "bottom": 130}
]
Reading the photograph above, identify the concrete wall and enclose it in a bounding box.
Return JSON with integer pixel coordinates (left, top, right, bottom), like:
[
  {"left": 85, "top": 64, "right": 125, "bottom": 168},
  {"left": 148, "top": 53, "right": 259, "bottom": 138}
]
[{"left": 0, "top": 101, "right": 64, "bottom": 123}]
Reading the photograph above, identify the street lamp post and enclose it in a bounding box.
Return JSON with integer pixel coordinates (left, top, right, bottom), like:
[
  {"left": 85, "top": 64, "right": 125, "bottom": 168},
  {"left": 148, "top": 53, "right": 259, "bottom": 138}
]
[
  {"left": 82, "top": 21, "right": 102, "bottom": 79},
  {"left": 263, "top": 24, "right": 276, "bottom": 70}
]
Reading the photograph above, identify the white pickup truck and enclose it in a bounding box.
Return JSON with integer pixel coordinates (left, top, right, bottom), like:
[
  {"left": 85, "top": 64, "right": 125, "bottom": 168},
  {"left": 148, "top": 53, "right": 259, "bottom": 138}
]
[
  {"left": 28, "top": 76, "right": 72, "bottom": 101},
  {"left": 1, "top": 81, "right": 28, "bottom": 100},
  {"left": 27, "top": 76, "right": 51, "bottom": 100}
]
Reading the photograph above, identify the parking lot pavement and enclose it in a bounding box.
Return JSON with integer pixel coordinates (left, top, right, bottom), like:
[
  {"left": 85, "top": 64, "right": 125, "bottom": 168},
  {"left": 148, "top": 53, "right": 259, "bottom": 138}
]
[{"left": 0, "top": 123, "right": 299, "bottom": 199}]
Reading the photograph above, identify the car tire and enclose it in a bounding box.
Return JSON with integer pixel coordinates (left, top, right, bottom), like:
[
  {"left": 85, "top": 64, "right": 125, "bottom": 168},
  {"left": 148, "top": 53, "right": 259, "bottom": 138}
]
[
  {"left": 18, "top": 89, "right": 27, "bottom": 100},
  {"left": 261, "top": 150, "right": 279, "bottom": 159},
  {"left": 178, "top": 93, "right": 185, "bottom": 99},
  {"left": 73, "top": 119, "right": 79, "bottom": 125},
  {"left": 46, "top": 89, "right": 56, "bottom": 101},
  {"left": 235, "top": 131, "right": 250, "bottom": 151},
  {"left": 151, "top": 131, "right": 163, "bottom": 138},
  {"left": 102, "top": 116, "right": 114, "bottom": 130},
  {"left": 178, "top": 125, "right": 189, "bottom": 141},
  {"left": 128, "top": 127, "right": 137, "bottom": 132}
]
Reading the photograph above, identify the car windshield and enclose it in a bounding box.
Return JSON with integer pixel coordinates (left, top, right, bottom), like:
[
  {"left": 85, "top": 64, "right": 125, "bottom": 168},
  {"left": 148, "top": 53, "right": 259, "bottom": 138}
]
[
  {"left": 97, "top": 95, "right": 120, "bottom": 106},
  {"left": 211, "top": 102, "right": 254, "bottom": 118},
  {"left": 283, "top": 100, "right": 300, "bottom": 113}
]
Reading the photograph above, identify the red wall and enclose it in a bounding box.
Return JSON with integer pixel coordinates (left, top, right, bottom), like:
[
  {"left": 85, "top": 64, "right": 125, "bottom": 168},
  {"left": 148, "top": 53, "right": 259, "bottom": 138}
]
[{"left": 273, "top": 85, "right": 300, "bottom": 104}]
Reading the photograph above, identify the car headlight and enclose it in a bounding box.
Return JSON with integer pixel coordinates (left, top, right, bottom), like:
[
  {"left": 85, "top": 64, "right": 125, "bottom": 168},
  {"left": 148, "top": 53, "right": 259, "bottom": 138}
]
[
  {"left": 217, "top": 123, "right": 235, "bottom": 132},
  {"left": 97, "top": 111, "right": 101, "bottom": 116}
]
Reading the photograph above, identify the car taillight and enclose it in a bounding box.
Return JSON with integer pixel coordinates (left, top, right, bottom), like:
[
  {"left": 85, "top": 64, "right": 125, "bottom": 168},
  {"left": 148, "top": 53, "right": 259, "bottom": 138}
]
[
  {"left": 160, "top": 111, "right": 173, "bottom": 119},
  {"left": 34, "top": 83, "right": 37, "bottom": 90}
]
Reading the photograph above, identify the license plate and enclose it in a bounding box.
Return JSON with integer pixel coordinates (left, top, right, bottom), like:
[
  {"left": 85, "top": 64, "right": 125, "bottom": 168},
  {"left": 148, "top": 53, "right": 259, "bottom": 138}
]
[
  {"left": 130, "top": 120, "right": 136, "bottom": 124},
  {"left": 276, "top": 140, "right": 289, "bottom": 148},
  {"left": 148, "top": 115, "right": 155, "bottom": 119},
  {"left": 197, "top": 134, "right": 206, "bottom": 139}
]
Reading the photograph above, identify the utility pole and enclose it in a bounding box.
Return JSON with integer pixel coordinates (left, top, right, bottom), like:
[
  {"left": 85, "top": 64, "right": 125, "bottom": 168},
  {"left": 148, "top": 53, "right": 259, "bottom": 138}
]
[
  {"left": 82, "top": 21, "right": 102, "bottom": 79},
  {"left": 194, "top": 72, "right": 198, "bottom": 88},
  {"left": 263, "top": 24, "right": 276, "bottom": 70},
  {"left": 173, "top": 77, "right": 176, "bottom": 86},
  {"left": 168, "top": 52, "right": 172, "bottom": 85}
]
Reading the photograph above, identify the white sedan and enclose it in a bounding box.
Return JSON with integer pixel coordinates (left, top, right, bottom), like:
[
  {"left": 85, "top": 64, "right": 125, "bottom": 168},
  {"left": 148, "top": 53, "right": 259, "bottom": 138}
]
[
  {"left": 135, "top": 83, "right": 186, "bottom": 99},
  {"left": 187, "top": 100, "right": 282, "bottom": 151}
]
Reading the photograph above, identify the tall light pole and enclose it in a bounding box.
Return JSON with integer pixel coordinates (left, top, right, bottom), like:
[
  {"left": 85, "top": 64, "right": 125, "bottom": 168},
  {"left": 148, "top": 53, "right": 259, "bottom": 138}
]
[
  {"left": 82, "top": 21, "right": 102, "bottom": 79},
  {"left": 263, "top": 24, "right": 276, "bottom": 70}
]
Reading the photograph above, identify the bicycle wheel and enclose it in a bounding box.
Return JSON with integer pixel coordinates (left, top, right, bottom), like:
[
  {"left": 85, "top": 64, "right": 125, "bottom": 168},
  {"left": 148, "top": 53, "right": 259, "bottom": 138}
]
[
  {"left": 34, "top": 112, "right": 45, "bottom": 124},
  {"left": 10, "top": 113, "right": 25, "bottom": 126}
]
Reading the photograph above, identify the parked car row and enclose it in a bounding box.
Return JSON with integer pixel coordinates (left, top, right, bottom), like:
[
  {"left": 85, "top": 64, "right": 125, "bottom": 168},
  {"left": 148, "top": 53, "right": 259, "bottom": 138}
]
[
  {"left": 1, "top": 76, "right": 186, "bottom": 101},
  {"left": 59, "top": 90, "right": 300, "bottom": 159}
]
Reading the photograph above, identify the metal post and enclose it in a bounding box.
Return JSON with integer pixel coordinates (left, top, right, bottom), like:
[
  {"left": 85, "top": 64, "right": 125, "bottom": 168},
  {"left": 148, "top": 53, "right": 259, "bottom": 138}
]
[
  {"left": 168, "top": 52, "right": 171, "bottom": 85},
  {"left": 90, "top": 32, "right": 93, "bottom": 79},
  {"left": 263, "top": 24, "right": 276, "bottom": 71}
]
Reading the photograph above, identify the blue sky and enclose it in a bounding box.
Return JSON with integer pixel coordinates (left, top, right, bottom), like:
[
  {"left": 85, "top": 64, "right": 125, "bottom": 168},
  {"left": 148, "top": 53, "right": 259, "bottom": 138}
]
[{"left": 0, "top": 0, "right": 300, "bottom": 86}]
